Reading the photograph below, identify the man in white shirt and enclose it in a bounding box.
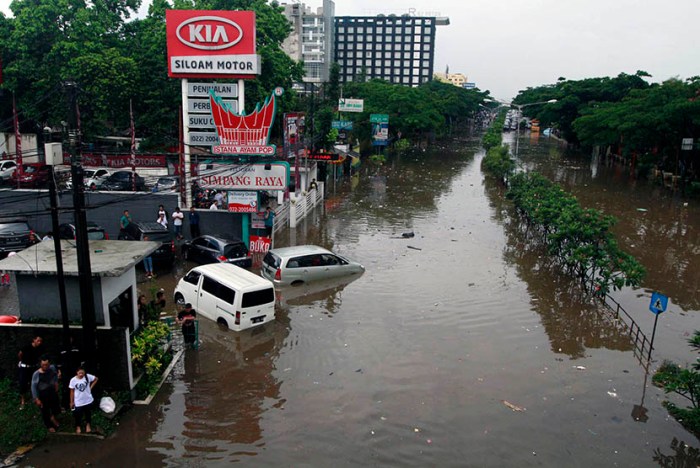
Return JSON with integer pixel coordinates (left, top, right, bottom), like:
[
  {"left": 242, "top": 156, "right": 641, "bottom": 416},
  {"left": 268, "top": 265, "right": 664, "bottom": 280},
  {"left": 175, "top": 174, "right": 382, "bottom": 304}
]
[{"left": 172, "top": 207, "right": 184, "bottom": 239}]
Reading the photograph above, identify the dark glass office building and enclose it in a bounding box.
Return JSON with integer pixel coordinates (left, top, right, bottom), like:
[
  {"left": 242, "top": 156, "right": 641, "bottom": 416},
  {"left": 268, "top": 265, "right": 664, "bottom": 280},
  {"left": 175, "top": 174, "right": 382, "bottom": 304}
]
[{"left": 334, "top": 16, "right": 439, "bottom": 86}]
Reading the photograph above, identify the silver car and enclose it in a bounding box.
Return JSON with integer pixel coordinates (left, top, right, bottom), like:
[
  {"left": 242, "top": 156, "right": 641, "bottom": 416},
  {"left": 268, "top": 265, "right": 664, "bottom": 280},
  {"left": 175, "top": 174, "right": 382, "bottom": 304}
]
[{"left": 261, "top": 245, "right": 365, "bottom": 286}]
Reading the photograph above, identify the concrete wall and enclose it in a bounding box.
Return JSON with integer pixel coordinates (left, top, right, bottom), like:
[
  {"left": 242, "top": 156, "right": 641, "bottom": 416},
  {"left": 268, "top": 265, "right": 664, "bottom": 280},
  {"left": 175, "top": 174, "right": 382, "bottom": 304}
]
[
  {"left": 0, "top": 324, "right": 133, "bottom": 390},
  {"left": 16, "top": 275, "right": 104, "bottom": 324},
  {"left": 102, "top": 271, "right": 137, "bottom": 329},
  {"left": 0, "top": 189, "right": 243, "bottom": 240}
]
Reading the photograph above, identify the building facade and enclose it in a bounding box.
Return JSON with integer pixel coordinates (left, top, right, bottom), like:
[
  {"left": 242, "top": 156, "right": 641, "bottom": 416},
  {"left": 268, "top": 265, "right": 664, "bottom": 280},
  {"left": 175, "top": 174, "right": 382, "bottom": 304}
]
[
  {"left": 281, "top": 0, "right": 335, "bottom": 85},
  {"left": 433, "top": 72, "right": 467, "bottom": 88},
  {"left": 333, "top": 15, "right": 448, "bottom": 86}
]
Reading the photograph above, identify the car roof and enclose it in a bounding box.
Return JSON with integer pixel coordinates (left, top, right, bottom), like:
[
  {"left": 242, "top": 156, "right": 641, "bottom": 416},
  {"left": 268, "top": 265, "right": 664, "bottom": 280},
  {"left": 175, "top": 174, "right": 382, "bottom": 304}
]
[
  {"left": 268, "top": 245, "right": 332, "bottom": 257},
  {"left": 133, "top": 221, "right": 168, "bottom": 232},
  {"left": 189, "top": 263, "right": 273, "bottom": 289},
  {"left": 60, "top": 222, "right": 103, "bottom": 230},
  {"left": 197, "top": 235, "right": 244, "bottom": 245}
]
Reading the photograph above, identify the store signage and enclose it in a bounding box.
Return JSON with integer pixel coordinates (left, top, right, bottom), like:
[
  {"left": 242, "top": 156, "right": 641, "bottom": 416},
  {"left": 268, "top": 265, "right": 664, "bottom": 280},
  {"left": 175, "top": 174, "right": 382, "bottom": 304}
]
[
  {"left": 338, "top": 98, "right": 364, "bottom": 113},
  {"left": 209, "top": 91, "right": 277, "bottom": 155},
  {"left": 308, "top": 150, "right": 340, "bottom": 161},
  {"left": 332, "top": 120, "right": 353, "bottom": 130},
  {"left": 227, "top": 191, "right": 258, "bottom": 213},
  {"left": 188, "top": 82, "right": 238, "bottom": 98},
  {"left": 63, "top": 153, "right": 167, "bottom": 168},
  {"left": 166, "top": 10, "right": 259, "bottom": 78},
  {"left": 187, "top": 98, "right": 237, "bottom": 114},
  {"left": 199, "top": 162, "right": 290, "bottom": 191},
  {"left": 249, "top": 234, "right": 271, "bottom": 253}
]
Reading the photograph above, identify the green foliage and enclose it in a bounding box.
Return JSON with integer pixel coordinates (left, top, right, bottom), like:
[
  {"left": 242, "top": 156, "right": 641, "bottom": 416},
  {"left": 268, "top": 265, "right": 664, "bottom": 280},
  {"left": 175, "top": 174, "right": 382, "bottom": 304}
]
[
  {"left": 654, "top": 352, "right": 700, "bottom": 437},
  {"left": 0, "top": 378, "right": 46, "bottom": 456},
  {"left": 502, "top": 172, "right": 646, "bottom": 294},
  {"left": 481, "top": 110, "right": 506, "bottom": 151},
  {"left": 0, "top": 0, "right": 303, "bottom": 144},
  {"left": 369, "top": 154, "right": 386, "bottom": 165},
  {"left": 481, "top": 145, "right": 514, "bottom": 181},
  {"left": 131, "top": 320, "right": 172, "bottom": 399},
  {"left": 392, "top": 138, "right": 411, "bottom": 153}
]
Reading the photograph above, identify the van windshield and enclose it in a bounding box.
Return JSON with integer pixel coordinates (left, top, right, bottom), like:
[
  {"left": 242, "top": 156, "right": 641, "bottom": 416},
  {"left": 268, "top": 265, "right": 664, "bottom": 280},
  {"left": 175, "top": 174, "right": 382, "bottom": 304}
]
[{"left": 242, "top": 288, "right": 275, "bottom": 308}]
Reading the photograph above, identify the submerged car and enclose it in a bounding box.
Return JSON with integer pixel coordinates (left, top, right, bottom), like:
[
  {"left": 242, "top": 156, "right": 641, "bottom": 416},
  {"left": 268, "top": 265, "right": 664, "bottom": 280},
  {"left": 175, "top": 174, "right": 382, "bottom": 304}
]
[
  {"left": 261, "top": 245, "right": 365, "bottom": 286},
  {"left": 182, "top": 235, "right": 252, "bottom": 268},
  {"left": 119, "top": 221, "right": 175, "bottom": 266}
]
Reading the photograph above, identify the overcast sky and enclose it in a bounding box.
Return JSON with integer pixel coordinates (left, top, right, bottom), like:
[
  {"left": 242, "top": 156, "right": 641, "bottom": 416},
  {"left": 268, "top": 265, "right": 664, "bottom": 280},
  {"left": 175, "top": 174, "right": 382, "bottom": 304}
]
[{"left": 2, "top": 0, "right": 699, "bottom": 100}]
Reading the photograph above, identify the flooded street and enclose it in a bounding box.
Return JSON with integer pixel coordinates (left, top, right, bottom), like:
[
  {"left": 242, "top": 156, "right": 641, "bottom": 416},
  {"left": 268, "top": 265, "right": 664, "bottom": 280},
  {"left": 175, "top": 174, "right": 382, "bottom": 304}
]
[{"left": 23, "top": 134, "right": 700, "bottom": 467}]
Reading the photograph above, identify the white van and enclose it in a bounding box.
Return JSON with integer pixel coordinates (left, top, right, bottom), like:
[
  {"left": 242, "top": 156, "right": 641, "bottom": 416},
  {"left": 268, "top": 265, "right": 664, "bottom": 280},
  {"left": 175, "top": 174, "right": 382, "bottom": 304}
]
[{"left": 174, "top": 263, "right": 275, "bottom": 331}]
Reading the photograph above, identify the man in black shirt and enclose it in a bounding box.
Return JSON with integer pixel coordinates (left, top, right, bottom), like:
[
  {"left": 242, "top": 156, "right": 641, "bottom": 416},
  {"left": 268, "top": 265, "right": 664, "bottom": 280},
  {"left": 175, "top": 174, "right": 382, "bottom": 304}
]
[
  {"left": 18, "top": 335, "right": 44, "bottom": 408},
  {"left": 177, "top": 303, "right": 197, "bottom": 348}
]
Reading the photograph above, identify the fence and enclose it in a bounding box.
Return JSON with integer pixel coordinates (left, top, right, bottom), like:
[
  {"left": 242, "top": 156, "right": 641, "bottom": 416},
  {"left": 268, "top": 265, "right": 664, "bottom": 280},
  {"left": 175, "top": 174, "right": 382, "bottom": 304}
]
[{"left": 289, "top": 182, "right": 324, "bottom": 229}]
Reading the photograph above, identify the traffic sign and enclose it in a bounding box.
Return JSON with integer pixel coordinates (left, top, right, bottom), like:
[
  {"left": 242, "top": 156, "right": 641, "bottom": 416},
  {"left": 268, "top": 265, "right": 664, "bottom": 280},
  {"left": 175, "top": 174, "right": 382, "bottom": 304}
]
[{"left": 649, "top": 292, "right": 668, "bottom": 315}]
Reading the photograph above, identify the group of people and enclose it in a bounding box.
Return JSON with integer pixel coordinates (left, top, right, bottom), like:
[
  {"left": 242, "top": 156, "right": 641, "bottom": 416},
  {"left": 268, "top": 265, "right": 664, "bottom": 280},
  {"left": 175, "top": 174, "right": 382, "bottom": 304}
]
[
  {"left": 18, "top": 335, "right": 98, "bottom": 434},
  {"left": 156, "top": 205, "right": 186, "bottom": 240}
]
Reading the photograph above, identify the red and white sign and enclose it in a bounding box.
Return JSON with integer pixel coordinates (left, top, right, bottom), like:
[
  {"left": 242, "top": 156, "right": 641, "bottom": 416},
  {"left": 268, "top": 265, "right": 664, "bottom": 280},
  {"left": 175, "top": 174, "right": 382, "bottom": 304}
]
[
  {"left": 199, "top": 163, "right": 289, "bottom": 191},
  {"left": 249, "top": 235, "right": 271, "bottom": 253},
  {"left": 166, "top": 10, "right": 259, "bottom": 78},
  {"left": 63, "top": 153, "right": 168, "bottom": 168},
  {"left": 210, "top": 92, "right": 276, "bottom": 155},
  {"left": 227, "top": 191, "right": 258, "bottom": 213}
]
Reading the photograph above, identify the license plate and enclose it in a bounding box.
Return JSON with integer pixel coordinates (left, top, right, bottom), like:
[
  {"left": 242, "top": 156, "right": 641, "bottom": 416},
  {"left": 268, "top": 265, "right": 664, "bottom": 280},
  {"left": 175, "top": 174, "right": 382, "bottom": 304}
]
[{"left": 251, "top": 315, "right": 266, "bottom": 324}]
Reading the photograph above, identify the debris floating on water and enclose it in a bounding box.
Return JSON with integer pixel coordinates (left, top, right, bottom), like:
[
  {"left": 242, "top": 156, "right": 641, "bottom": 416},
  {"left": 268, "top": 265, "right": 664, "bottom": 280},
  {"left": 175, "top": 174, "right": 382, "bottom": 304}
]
[{"left": 502, "top": 400, "right": 526, "bottom": 412}]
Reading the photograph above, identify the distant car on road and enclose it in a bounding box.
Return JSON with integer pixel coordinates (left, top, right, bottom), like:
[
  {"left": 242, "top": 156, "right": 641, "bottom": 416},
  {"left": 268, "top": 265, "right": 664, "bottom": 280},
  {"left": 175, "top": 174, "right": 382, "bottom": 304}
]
[
  {"left": 11, "top": 163, "right": 50, "bottom": 188},
  {"left": 0, "top": 160, "right": 17, "bottom": 184},
  {"left": 0, "top": 216, "right": 33, "bottom": 256},
  {"left": 58, "top": 222, "right": 108, "bottom": 240},
  {"left": 261, "top": 245, "right": 365, "bottom": 286},
  {"left": 153, "top": 176, "right": 179, "bottom": 192},
  {"left": 181, "top": 235, "right": 252, "bottom": 268},
  {"left": 65, "top": 168, "right": 111, "bottom": 190},
  {"left": 101, "top": 171, "right": 146, "bottom": 191}
]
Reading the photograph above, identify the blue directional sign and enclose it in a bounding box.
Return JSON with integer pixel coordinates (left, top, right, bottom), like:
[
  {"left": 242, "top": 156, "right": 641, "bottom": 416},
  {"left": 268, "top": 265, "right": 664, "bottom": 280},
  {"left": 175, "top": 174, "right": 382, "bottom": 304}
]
[{"left": 649, "top": 292, "right": 668, "bottom": 315}]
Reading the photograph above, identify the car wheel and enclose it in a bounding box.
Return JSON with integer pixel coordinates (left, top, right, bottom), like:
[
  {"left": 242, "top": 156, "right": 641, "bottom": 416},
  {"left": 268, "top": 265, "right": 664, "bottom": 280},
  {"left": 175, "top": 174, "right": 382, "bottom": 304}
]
[
  {"left": 217, "top": 318, "right": 229, "bottom": 329},
  {"left": 174, "top": 293, "right": 185, "bottom": 306}
]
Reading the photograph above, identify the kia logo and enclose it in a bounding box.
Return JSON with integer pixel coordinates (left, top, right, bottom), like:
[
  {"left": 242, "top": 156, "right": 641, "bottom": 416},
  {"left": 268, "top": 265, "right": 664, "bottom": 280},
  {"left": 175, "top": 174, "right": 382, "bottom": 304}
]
[{"left": 176, "top": 16, "right": 244, "bottom": 51}]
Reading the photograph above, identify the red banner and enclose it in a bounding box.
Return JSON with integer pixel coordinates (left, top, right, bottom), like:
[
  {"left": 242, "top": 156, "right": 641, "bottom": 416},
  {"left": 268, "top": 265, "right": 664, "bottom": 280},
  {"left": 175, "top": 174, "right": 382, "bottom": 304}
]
[{"left": 62, "top": 153, "right": 168, "bottom": 168}]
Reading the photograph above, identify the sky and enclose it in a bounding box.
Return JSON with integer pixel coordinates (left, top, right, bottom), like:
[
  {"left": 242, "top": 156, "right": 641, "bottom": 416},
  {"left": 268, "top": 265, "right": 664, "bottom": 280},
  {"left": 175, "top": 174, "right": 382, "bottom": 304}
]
[{"left": 2, "top": 0, "right": 699, "bottom": 100}]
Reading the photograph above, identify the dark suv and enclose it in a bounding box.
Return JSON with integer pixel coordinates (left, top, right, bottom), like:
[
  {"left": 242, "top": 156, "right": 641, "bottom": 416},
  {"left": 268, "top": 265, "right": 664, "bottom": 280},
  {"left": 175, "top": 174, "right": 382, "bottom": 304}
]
[
  {"left": 102, "top": 171, "right": 147, "bottom": 191},
  {"left": 118, "top": 221, "right": 175, "bottom": 266},
  {"left": 0, "top": 217, "right": 33, "bottom": 256},
  {"left": 58, "top": 222, "right": 108, "bottom": 240}
]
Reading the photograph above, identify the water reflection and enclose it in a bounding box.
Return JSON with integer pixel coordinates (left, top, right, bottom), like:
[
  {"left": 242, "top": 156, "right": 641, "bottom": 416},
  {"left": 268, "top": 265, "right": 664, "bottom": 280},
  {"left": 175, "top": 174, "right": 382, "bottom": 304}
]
[
  {"left": 483, "top": 176, "right": 634, "bottom": 358},
  {"left": 517, "top": 138, "right": 700, "bottom": 312},
  {"left": 275, "top": 275, "right": 362, "bottom": 312},
  {"left": 149, "top": 313, "right": 290, "bottom": 463},
  {"left": 653, "top": 437, "right": 700, "bottom": 467}
]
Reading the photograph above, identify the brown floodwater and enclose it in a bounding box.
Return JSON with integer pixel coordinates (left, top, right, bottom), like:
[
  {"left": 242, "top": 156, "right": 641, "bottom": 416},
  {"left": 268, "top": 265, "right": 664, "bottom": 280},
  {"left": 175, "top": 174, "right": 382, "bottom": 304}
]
[{"left": 21, "top": 133, "right": 700, "bottom": 467}]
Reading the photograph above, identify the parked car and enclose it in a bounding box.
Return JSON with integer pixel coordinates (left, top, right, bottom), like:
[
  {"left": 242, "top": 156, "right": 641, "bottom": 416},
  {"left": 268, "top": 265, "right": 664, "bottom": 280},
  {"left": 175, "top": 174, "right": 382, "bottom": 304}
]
[
  {"left": 118, "top": 221, "right": 175, "bottom": 265},
  {"left": 182, "top": 235, "right": 252, "bottom": 268},
  {"left": 0, "top": 216, "right": 33, "bottom": 256},
  {"left": 261, "top": 245, "right": 365, "bottom": 286},
  {"left": 0, "top": 160, "right": 17, "bottom": 184},
  {"left": 58, "top": 222, "right": 108, "bottom": 240},
  {"left": 174, "top": 263, "right": 275, "bottom": 331},
  {"left": 11, "top": 163, "right": 50, "bottom": 188},
  {"left": 65, "top": 168, "right": 111, "bottom": 190},
  {"left": 101, "top": 171, "right": 147, "bottom": 191},
  {"left": 153, "top": 176, "right": 179, "bottom": 192}
]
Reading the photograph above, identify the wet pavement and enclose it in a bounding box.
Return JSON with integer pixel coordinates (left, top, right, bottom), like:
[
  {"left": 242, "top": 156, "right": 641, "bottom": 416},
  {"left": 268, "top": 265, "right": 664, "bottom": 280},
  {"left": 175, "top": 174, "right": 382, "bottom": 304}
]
[{"left": 15, "top": 133, "right": 700, "bottom": 467}]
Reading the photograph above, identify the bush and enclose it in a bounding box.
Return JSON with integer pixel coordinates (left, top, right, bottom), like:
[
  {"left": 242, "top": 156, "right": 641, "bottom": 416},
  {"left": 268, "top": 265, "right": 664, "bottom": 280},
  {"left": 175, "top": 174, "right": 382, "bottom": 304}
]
[
  {"left": 0, "top": 378, "right": 46, "bottom": 456},
  {"left": 482, "top": 144, "right": 515, "bottom": 181},
  {"left": 131, "top": 321, "right": 172, "bottom": 399}
]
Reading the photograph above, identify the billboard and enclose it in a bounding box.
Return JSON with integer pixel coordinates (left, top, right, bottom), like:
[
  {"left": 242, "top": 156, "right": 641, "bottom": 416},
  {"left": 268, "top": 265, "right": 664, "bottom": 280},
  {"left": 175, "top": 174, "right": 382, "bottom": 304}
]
[
  {"left": 370, "top": 114, "right": 389, "bottom": 146},
  {"left": 338, "top": 98, "right": 364, "bottom": 113},
  {"left": 227, "top": 191, "right": 258, "bottom": 213},
  {"left": 166, "top": 10, "right": 259, "bottom": 78}
]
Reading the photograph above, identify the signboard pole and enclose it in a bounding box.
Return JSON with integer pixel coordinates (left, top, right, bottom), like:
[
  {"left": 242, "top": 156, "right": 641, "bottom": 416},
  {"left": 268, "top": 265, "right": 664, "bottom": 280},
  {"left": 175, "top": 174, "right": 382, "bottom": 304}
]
[
  {"left": 238, "top": 78, "right": 245, "bottom": 118},
  {"left": 182, "top": 79, "right": 192, "bottom": 207}
]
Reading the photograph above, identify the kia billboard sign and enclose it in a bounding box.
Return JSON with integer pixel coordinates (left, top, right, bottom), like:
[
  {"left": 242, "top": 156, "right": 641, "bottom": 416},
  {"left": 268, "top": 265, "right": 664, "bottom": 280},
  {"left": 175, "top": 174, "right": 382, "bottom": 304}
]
[{"left": 166, "top": 10, "right": 260, "bottom": 78}]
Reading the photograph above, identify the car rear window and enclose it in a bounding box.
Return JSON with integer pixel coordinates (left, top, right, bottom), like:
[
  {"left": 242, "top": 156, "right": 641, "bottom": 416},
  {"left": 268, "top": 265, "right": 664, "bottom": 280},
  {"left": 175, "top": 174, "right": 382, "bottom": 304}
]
[
  {"left": 242, "top": 288, "right": 275, "bottom": 308},
  {"left": 0, "top": 222, "right": 30, "bottom": 234},
  {"left": 263, "top": 252, "right": 281, "bottom": 268},
  {"left": 224, "top": 243, "right": 248, "bottom": 258},
  {"left": 146, "top": 232, "right": 172, "bottom": 242},
  {"left": 87, "top": 230, "right": 106, "bottom": 240}
]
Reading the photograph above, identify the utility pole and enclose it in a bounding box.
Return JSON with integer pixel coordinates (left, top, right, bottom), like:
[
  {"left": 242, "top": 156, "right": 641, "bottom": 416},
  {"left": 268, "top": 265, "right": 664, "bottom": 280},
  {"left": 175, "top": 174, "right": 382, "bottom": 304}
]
[
  {"left": 65, "top": 81, "right": 98, "bottom": 370},
  {"left": 43, "top": 134, "right": 70, "bottom": 349}
]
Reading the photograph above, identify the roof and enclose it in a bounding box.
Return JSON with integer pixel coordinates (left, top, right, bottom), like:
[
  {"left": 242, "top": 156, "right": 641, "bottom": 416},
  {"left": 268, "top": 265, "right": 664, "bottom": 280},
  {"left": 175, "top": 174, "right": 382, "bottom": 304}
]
[
  {"left": 268, "top": 245, "right": 331, "bottom": 257},
  {"left": 0, "top": 240, "right": 160, "bottom": 277},
  {"left": 191, "top": 263, "right": 273, "bottom": 289}
]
